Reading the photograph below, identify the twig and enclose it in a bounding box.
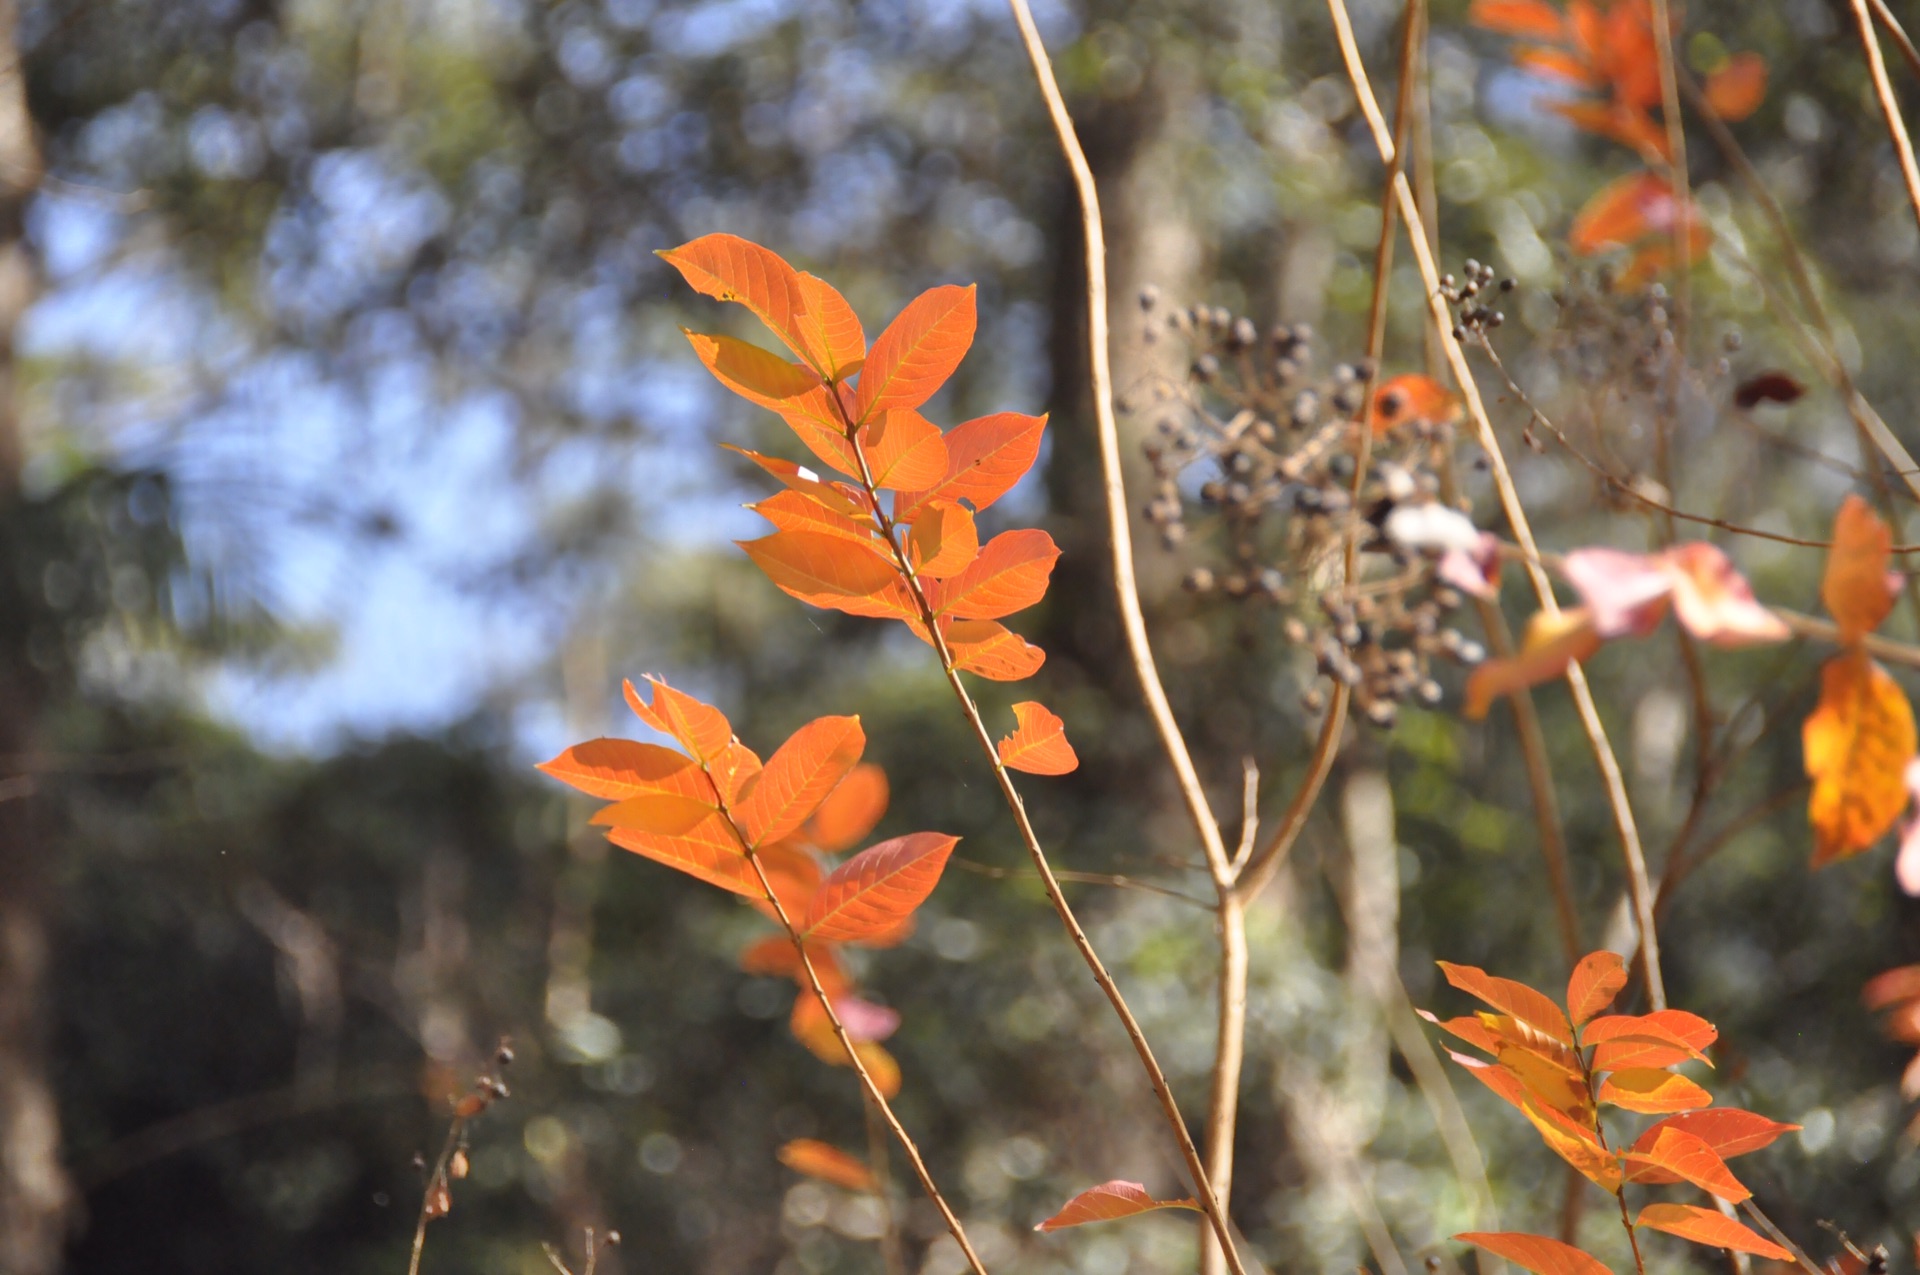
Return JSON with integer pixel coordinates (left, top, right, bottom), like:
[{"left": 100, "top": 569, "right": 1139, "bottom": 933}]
[
  {"left": 865, "top": 1092, "right": 906, "bottom": 1275},
  {"left": 949, "top": 856, "right": 1215, "bottom": 911},
  {"left": 1872, "top": 0, "right": 1920, "bottom": 82},
  {"left": 409, "top": 1049, "right": 513, "bottom": 1275},
  {"left": 1655, "top": 783, "right": 1808, "bottom": 917},
  {"left": 1742, "top": 1201, "right": 1825, "bottom": 1275},
  {"left": 1324, "top": 0, "right": 1667, "bottom": 1011},
  {"left": 1852, "top": 0, "right": 1920, "bottom": 246},
  {"left": 1229, "top": 759, "right": 1259, "bottom": 877}
]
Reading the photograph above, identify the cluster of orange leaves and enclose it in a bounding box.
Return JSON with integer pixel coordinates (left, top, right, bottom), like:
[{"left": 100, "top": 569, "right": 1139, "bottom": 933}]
[
  {"left": 540, "top": 678, "right": 958, "bottom": 1121},
  {"left": 1469, "top": 0, "right": 1766, "bottom": 286},
  {"left": 1467, "top": 497, "right": 1920, "bottom": 873},
  {"left": 659, "top": 232, "right": 1078, "bottom": 776},
  {"left": 1427, "top": 951, "right": 1800, "bottom": 1274}
]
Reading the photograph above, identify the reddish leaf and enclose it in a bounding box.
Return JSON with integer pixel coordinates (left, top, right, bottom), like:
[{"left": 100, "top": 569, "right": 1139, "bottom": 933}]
[
  {"left": 794, "top": 272, "right": 867, "bottom": 382},
  {"left": 944, "top": 619, "right": 1046, "bottom": 681},
  {"left": 537, "top": 739, "right": 711, "bottom": 802},
  {"left": 938, "top": 529, "right": 1060, "bottom": 621},
  {"left": 900, "top": 412, "right": 1047, "bottom": 514},
  {"left": 807, "top": 763, "right": 890, "bottom": 854},
  {"left": 860, "top": 410, "right": 949, "bottom": 491},
  {"left": 1823, "top": 495, "right": 1895, "bottom": 645},
  {"left": 1548, "top": 100, "right": 1670, "bottom": 160},
  {"left": 1586, "top": 1010, "right": 1717, "bottom": 1071},
  {"left": 1514, "top": 45, "right": 1607, "bottom": 87},
  {"left": 683, "top": 330, "right": 822, "bottom": 411},
  {"left": 1568, "top": 951, "right": 1628, "bottom": 1026},
  {"left": 1702, "top": 52, "right": 1767, "bottom": 122},
  {"left": 739, "top": 529, "right": 901, "bottom": 602},
  {"left": 1371, "top": 374, "right": 1462, "bottom": 434},
  {"left": 856, "top": 285, "right": 976, "bottom": 420},
  {"left": 749, "top": 489, "right": 879, "bottom": 546},
  {"left": 739, "top": 716, "right": 866, "bottom": 848},
  {"left": 908, "top": 502, "right": 979, "bottom": 580},
  {"left": 739, "top": 933, "right": 848, "bottom": 996},
  {"left": 723, "top": 444, "right": 868, "bottom": 517},
  {"left": 1468, "top": 0, "right": 1567, "bottom": 41},
  {"left": 1864, "top": 965, "right": 1920, "bottom": 1011},
  {"left": 607, "top": 821, "right": 760, "bottom": 899},
  {"left": 659, "top": 234, "right": 820, "bottom": 370},
  {"left": 997, "top": 701, "right": 1078, "bottom": 776},
  {"left": 592, "top": 791, "right": 720, "bottom": 836},
  {"left": 1561, "top": 548, "right": 1678, "bottom": 639},
  {"left": 1661, "top": 543, "right": 1790, "bottom": 647},
  {"left": 1455, "top": 1232, "right": 1614, "bottom": 1275},
  {"left": 1421, "top": 1010, "right": 1505, "bottom": 1057},
  {"left": 778, "top": 1139, "right": 877, "bottom": 1193},
  {"left": 1629, "top": 1110, "right": 1799, "bottom": 1176},
  {"left": 802, "top": 832, "right": 959, "bottom": 943},
  {"left": 1634, "top": 1204, "right": 1789, "bottom": 1259},
  {"left": 1621, "top": 1126, "right": 1750, "bottom": 1201},
  {"left": 1598, "top": 1068, "right": 1712, "bottom": 1114},
  {"left": 1733, "top": 372, "right": 1805, "bottom": 408},
  {"left": 1804, "top": 648, "right": 1917, "bottom": 867},
  {"left": 1437, "top": 960, "right": 1575, "bottom": 1045},
  {"left": 1463, "top": 608, "right": 1604, "bottom": 720},
  {"left": 1570, "top": 171, "right": 1683, "bottom": 255},
  {"left": 624, "top": 677, "right": 735, "bottom": 765},
  {"left": 1034, "top": 1181, "right": 1200, "bottom": 1233}
]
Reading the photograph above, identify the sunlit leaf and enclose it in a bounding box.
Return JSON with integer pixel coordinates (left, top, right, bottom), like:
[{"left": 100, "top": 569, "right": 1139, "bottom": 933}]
[
  {"left": 1568, "top": 951, "right": 1628, "bottom": 1026},
  {"left": 624, "top": 677, "right": 735, "bottom": 765},
  {"left": 900, "top": 412, "right": 1047, "bottom": 514},
  {"left": 591, "top": 791, "right": 720, "bottom": 836},
  {"left": 739, "top": 716, "right": 865, "bottom": 848},
  {"left": 1455, "top": 1231, "right": 1614, "bottom": 1275},
  {"left": 1621, "top": 1126, "right": 1749, "bottom": 1200},
  {"left": 938, "top": 529, "right": 1060, "bottom": 620},
  {"left": 1634, "top": 1204, "right": 1788, "bottom": 1259},
  {"left": 1463, "top": 608, "right": 1605, "bottom": 720},
  {"left": 738, "top": 933, "right": 848, "bottom": 996},
  {"left": 789, "top": 995, "right": 902, "bottom": 1095},
  {"left": 1420, "top": 1010, "right": 1504, "bottom": 1057},
  {"left": 1437, "top": 960, "right": 1575, "bottom": 1045},
  {"left": 537, "top": 739, "right": 710, "bottom": 801},
  {"left": 908, "top": 502, "right": 980, "bottom": 580},
  {"left": 1702, "top": 52, "right": 1767, "bottom": 122},
  {"left": 1822, "top": 494, "right": 1895, "bottom": 645},
  {"left": 996, "top": 701, "right": 1078, "bottom": 776},
  {"left": 682, "top": 330, "right": 823, "bottom": 410},
  {"left": 943, "top": 619, "right": 1047, "bottom": 682},
  {"left": 1569, "top": 171, "right": 1682, "bottom": 256},
  {"left": 778, "top": 1139, "right": 878, "bottom": 1193},
  {"left": 807, "top": 763, "right": 890, "bottom": 854},
  {"left": 1660, "top": 543, "right": 1791, "bottom": 646},
  {"left": 1561, "top": 548, "right": 1676, "bottom": 639},
  {"left": 659, "top": 234, "right": 821, "bottom": 371},
  {"left": 607, "top": 822, "right": 760, "bottom": 899},
  {"left": 749, "top": 489, "right": 879, "bottom": 546},
  {"left": 1586, "top": 1010, "right": 1717, "bottom": 1071},
  {"left": 1597, "top": 1068, "right": 1712, "bottom": 1114},
  {"left": 739, "top": 528, "right": 901, "bottom": 601},
  {"left": 1467, "top": 0, "right": 1567, "bottom": 41},
  {"left": 723, "top": 444, "right": 868, "bottom": 517},
  {"left": 1034, "top": 1181, "right": 1201, "bottom": 1232},
  {"left": 1804, "top": 648, "right": 1917, "bottom": 867},
  {"left": 1371, "top": 373, "right": 1462, "bottom": 434},
  {"left": 1547, "top": 100, "right": 1670, "bottom": 160},
  {"left": 802, "top": 832, "right": 959, "bottom": 943},
  {"left": 855, "top": 285, "right": 976, "bottom": 420},
  {"left": 711, "top": 739, "right": 764, "bottom": 806},
  {"left": 861, "top": 410, "right": 949, "bottom": 491},
  {"left": 1627, "top": 1109, "right": 1799, "bottom": 1174},
  {"left": 794, "top": 272, "right": 867, "bottom": 382}
]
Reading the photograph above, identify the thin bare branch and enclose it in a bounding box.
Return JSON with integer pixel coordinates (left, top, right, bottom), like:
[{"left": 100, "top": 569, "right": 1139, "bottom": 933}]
[{"left": 1852, "top": 0, "right": 1920, "bottom": 246}]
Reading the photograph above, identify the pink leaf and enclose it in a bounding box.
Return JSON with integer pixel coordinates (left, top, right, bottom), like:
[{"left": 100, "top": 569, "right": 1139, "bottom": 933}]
[
  {"left": 1561, "top": 547, "right": 1674, "bottom": 638},
  {"left": 1898, "top": 758, "right": 1920, "bottom": 896},
  {"left": 1660, "top": 543, "right": 1791, "bottom": 647}
]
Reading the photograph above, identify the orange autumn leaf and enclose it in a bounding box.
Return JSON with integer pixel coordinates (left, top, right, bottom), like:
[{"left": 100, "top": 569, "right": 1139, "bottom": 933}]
[
  {"left": 1034, "top": 1181, "right": 1200, "bottom": 1232},
  {"left": 855, "top": 285, "right": 976, "bottom": 421},
  {"left": 1548, "top": 100, "right": 1669, "bottom": 160},
  {"left": 1585, "top": 1010, "right": 1716, "bottom": 1070},
  {"left": 1569, "top": 171, "right": 1693, "bottom": 256},
  {"left": 1456, "top": 1232, "right": 1614, "bottom": 1275},
  {"left": 943, "top": 619, "right": 1047, "bottom": 682},
  {"left": 1437, "top": 960, "right": 1576, "bottom": 1045},
  {"left": 658, "top": 233, "right": 824, "bottom": 373},
  {"left": 937, "top": 529, "right": 1061, "bottom": 621},
  {"left": 793, "top": 272, "right": 866, "bottom": 382},
  {"left": 1567, "top": 950, "right": 1628, "bottom": 1026},
  {"left": 738, "top": 528, "right": 901, "bottom": 603},
  {"left": 908, "top": 502, "right": 979, "bottom": 580},
  {"left": 591, "top": 791, "right": 720, "bottom": 836},
  {"left": 1804, "top": 648, "right": 1917, "bottom": 867},
  {"left": 802, "top": 832, "right": 959, "bottom": 943},
  {"left": 806, "top": 763, "right": 890, "bottom": 854},
  {"left": 1464, "top": 608, "right": 1605, "bottom": 719},
  {"left": 1371, "top": 373, "right": 1462, "bottom": 434},
  {"left": 899, "top": 412, "right": 1047, "bottom": 514},
  {"left": 1621, "top": 1126, "right": 1749, "bottom": 1201},
  {"left": 859, "top": 409, "right": 949, "bottom": 492},
  {"left": 1701, "top": 52, "right": 1767, "bottom": 123},
  {"left": 997, "top": 701, "right": 1079, "bottom": 776},
  {"left": 624, "top": 676, "right": 736, "bottom": 765},
  {"left": 1468, "top": 0, "right": 1568, "bottom": 41},
  {"left": 1823, "top": 494, "right": 1895, "bottom": 645},
  {"left": 1597, "top": 1068, "right": 1712, "bottom": 1114},
  {"left": 537, "top": 738, "right": 711, "bottom": 802},
  {"left": 789, "top": 999, "right": 903, "bottom": 1095},
  {"left": 1634, "top": 1204, "right": 1789, "bottom": 1260},
  {"left": 1625, "top": 1109, "right": 1798, "bottom": 1177},
  {"left": 605, "top": 822, "right": 760, "bottom": 899},
  {"left": 748, "top": 489, "right": 878, "bottom": 546},
  {"left": 1514, "top": 44, "right": 1607, "bottom": 87},
  {"left": 722, "top": 444, "right": 868, "bottom": 517},
  {"left": 683, "top": 330, "right": 825, "bottom": 416},
  {"left": 738, "top": 716, "right": 866, "bottom": 848},
  {"left": 1659, "top": 543, "right": 1791, "bottom": 646},
  {"left": 778, "top": 1139, "right": 878, "bottom": 1193}
]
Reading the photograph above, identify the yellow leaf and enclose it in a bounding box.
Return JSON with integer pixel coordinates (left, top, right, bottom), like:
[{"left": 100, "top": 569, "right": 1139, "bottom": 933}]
[{"left": 1804, "top": 649, "right": 1917, "bottom": 866}]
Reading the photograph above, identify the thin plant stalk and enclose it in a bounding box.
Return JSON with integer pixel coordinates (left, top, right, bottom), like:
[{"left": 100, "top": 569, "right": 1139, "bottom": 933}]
[{"left": 1853, "top": 0, "right": 1920, "bottom": 245}]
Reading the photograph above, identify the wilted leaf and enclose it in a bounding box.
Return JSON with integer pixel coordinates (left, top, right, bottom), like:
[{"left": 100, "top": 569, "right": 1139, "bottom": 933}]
[
  {"left": 1804, "top": 649, "right": 1917, "bottom": 867},
  {"left": 1371, "top": 374, "right": 1462, "bottom": 433},
  {"left": 900, "top": 412, "right": 1047, "bottom": 514},
  {"left": 1635, "top": 1203, "right": 1788, "bottom": 1259},
  {"left": 855, "top": 285, "right": 976, "bottom": 420},
  {"left": 802, "top": 832, "right": 959, "bottom": 943},
  {"left": 807, "top": 763, "right": 890, "bottom": 854},
  {"left": 997, "top": 701, "right": 1079, "bottom": 775},
  {"left": 908, "top": 502, "right": 980, "bottom": 580},
  {"left": 778, "top": 1139, "right": 878, "bottom": 1193},
  {"left": 944, "top": 619, "right": 1047, "bottom": 682},
  {"left": 537, "top": 739, "right": 710, "bottom": 802},
  {"left": 624, "top": 677, "right": 735, "bottom": 765},
  {"left": 1732, "top": 372, "right": 1805, "bottom": 409},
  {"left": 737, "top": 716, "right": 865, "bottom": 848},
  {"left": 1702, "top": 52, "right": 1767, "bottom": 122},
  {"left": 1463, "top": 608, "right": 1605, "bottom": 720},
  {"left": 1034, "top": 1181, "right": 1201, "bottom": 1232},
  {"left": 1568, "top": 951, "right": 1628, "bottom": 1025},
  {"left": 860, "top": 410, "right": 949, "bottom": 491},
  {"left": 1597, "top": 1068, "right": 1712, "bottom": 1114},
  {"left": 1437, "top": 960, "right": 1575, "bottom": 1045},
  {"left": 1621, "top": 1126, "right": 1749, "bottom": 1201},
  {"left": 1467, "top": 0, "right": 1567, "bottom": 41},
  {"left": 938, "top": 529, "right": 1061, "bottom": 620},
  {"left": 1455, "top": 1232, "right": 1614, "bottom": 1275},
  {"left": 1822, "top": 495, "right": 1895, "bottom": 645}
]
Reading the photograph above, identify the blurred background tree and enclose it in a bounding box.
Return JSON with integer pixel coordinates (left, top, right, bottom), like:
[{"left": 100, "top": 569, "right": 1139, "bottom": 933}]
[{"left": 10, "top": 0, "right": 1920, "bottom": 1273}]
